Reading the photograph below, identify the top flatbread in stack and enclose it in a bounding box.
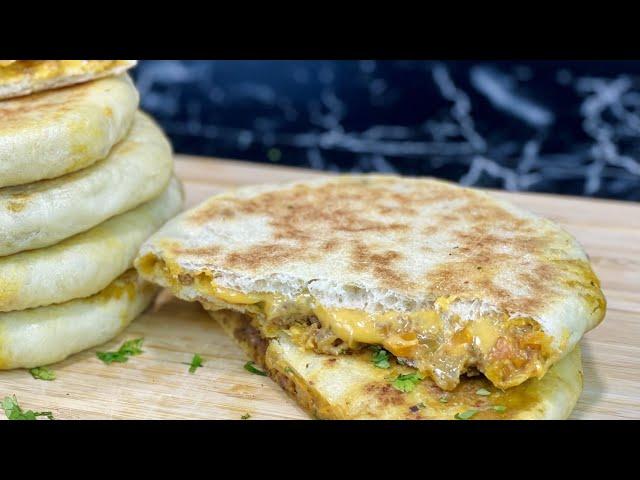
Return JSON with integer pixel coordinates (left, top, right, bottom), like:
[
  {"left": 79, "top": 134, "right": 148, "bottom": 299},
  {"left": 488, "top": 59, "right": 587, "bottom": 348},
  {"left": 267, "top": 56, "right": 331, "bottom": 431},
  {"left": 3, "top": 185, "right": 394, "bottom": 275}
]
[{"left": 0, "top": 60, "right": 137, "bottom": 100}]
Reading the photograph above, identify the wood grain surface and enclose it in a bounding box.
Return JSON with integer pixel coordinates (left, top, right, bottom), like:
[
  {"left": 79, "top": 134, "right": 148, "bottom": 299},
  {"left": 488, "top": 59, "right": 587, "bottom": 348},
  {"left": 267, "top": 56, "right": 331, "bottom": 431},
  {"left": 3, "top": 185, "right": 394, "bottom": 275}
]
[{"left": 1, "top": 155, "right": 638, "bottom": 420}]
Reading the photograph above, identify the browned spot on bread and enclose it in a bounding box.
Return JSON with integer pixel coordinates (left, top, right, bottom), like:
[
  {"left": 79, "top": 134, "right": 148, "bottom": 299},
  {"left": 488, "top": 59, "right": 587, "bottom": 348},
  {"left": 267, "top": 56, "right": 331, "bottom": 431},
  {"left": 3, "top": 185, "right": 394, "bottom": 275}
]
[
  {"left": 171, "top": 245, "right": 222, "bottom": 259},
  {"left": 6, "top": 200, "right": 26, "bottom": 213},
  {"left": 423, "top": 225, "right": 438, "bottom": 236},
  {"left": 350, "top": 242, "right": 409, "bottom": 289},
  {"left": 322, "top": 239, "right": 339, "bottom": 252},
  {"left": 274, "top": 368, "right": 297, "bottom": 394},
  {"left": 324, "top": 357, "right": 338, "bottom": 368},
  {"left": 218, "top": 207, "right": 236, "bottom": 219},
  {"left": 0, "top": 80, "right": 89, "bottom": 126},
  {"left": 225, "top": 243, "right": 311, "bottom": 269},
  {"left": 4, "top": 191, "right": 32, "bottom": 213},
  {"left": 363, "top": 382, "right": 406, "bottom": 406},
  {"left": 0, "top": 96, "right": 69, "bottom": 121},
  {"left": 424, "top": 198, "right": 585, "bottom": 315}
]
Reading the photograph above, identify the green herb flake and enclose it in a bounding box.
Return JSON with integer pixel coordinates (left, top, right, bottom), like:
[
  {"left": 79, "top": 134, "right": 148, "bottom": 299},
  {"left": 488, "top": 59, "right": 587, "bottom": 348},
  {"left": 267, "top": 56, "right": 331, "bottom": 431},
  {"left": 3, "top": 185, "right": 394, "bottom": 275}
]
[
  {"left": 96, "top": 338, "right": 144, "bottom": 364},
  {"left": 244, "top": 361, "right": 268, "bottom": 376},
  {"left": 284, "top": 367, "right": 294, "bottom": 374},
  {"left": 475, "top": 388, "right": 491, "bottom": 396},
  {"left": 454, "top": 409, "right": 478, "bottom": 420},
  {"left": 2, "top": 395, "right": 54, "bottom": 421},
  {"left": 29, "top": 366, "right": 56, "bottom": 381},
  {"left": 371, "top": 347, "right": 391, "bottom": 369},
  {"left": 189, "top": 354, "right": 203, "bottom": 374},
  {"left": 392, "top": 372, "right": 423, "bottom": 393},
  {"left": 439, "top": 395, "right": 449, "bottom": 403},
  {"left": 492, "top": 405, "right": 507, "bottom": 413},
  {"left": 241, "top": 413, "right": 251, "bottom": 420}
]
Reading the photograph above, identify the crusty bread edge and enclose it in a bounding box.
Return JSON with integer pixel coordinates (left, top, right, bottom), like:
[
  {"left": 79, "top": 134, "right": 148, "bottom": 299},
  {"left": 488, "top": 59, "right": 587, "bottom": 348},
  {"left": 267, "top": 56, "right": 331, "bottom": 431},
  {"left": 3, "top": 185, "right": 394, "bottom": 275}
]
[
  {"left": 210, "top": 308, "right": 583, "bottom": 420},
  {"left": 0, "top": 60, "right": 137, "bottom": 100},
  {"left": 212, "top": 309, "right": 341, "bottom": 419}
]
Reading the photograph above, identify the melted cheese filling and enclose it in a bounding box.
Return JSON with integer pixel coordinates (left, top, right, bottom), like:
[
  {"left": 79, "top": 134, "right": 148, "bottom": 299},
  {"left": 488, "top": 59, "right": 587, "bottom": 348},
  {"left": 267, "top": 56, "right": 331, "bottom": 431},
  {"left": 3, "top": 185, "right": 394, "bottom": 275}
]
[
  {"left": 0, "top": 60, "right": 127, "bottom": 84},
  {"left": 139, "top": 254, "right": 555, "bottom": 391}
]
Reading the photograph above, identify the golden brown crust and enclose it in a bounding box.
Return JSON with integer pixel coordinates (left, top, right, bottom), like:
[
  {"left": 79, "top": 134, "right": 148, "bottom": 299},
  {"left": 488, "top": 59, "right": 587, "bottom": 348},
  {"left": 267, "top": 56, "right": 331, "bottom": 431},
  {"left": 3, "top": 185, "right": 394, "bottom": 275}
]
[
  {"left": 0, "top": 82, "right": 81, "bottom": 126},
  {"left": 0, "top": 74, "right": 139, "bottom": 190},
  {"left": 171, "top": 175, "right": 604, "bottom": 321},
  {"left": 0, "top": 60, "right": 136, "bottom": 100}
]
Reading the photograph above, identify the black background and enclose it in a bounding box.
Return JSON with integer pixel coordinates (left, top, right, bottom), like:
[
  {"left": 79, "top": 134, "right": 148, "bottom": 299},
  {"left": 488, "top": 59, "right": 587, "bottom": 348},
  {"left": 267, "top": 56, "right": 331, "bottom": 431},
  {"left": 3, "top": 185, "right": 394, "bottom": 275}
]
[{"left": 132, "top": 60, "right": 640, "bottom": 201}]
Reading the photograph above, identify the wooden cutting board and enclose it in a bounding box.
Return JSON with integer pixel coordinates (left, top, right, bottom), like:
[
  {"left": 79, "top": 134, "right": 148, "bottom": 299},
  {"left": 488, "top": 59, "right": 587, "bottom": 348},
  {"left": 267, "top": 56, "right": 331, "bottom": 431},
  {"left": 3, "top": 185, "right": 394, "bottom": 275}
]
[{"left": 1, "top": 155, "right": 638, "bottom": 420}]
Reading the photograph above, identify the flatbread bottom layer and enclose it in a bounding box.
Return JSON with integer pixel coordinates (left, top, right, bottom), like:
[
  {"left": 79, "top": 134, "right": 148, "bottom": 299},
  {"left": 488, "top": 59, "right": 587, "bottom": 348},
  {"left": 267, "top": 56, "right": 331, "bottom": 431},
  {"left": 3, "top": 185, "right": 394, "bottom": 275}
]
[
  {"left": 0, "top": 270, "right": 158, "bottom": 369},
  {"left": 212, "top": 309, "right": 583, "bottom": 420}
]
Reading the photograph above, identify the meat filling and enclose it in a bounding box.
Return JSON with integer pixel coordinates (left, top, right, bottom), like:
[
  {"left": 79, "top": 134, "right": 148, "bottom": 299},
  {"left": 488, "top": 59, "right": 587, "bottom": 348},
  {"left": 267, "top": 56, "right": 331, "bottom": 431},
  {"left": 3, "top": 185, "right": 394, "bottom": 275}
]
[
  {"left": 140, "top": 255, "right": 555, "bottom": 391},
  {"left": 251, "top": 311, "right": 553, "bottom": 391}
]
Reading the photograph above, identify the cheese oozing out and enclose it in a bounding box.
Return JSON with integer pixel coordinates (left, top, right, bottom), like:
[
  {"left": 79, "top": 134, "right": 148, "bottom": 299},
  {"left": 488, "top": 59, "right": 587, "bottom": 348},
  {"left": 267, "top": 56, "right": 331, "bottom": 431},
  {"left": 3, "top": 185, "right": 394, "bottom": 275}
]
[{"left": 138, "top": 254, "right": 555, "bottom": 391}]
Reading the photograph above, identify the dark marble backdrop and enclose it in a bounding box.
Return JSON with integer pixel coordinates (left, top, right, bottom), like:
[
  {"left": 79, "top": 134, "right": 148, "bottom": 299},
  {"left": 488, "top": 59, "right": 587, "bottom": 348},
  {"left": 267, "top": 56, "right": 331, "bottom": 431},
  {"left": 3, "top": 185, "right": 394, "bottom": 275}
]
[{"left": 132, "top": 61, "right": 640, "bottom": 201}]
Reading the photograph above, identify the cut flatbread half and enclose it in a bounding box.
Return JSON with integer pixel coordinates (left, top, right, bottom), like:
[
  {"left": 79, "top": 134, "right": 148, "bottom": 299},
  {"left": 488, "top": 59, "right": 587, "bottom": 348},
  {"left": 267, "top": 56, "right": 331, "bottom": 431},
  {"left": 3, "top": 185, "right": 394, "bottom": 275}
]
[
  {"left": 0, "top": 111, "right": 173, "bottom": 256},
  {"left": 0, "top": 60, "right": 137, "bottom": 100},
  {"left": 0, "top": 176, "right": 183, "bottom": 312},
  {"left": 136, "top": 175, "right": 605, "bottom": 392},
  {"left": 0, "top": 74, "right": 139, "bottom": 188},
  {"left": 213, "top": 309, "right": 583, "bottom": 420},
  {"left": 0, "top": 270, "right": 157, "bottom": 370}
]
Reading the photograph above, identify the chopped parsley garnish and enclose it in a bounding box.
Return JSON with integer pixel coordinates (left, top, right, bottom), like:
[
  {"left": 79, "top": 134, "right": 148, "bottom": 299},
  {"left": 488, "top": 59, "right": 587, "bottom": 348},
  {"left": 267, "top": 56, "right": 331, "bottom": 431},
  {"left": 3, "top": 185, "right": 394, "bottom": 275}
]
[
  {"left": 96, "top": 338, "right": 144, "bottom": 364},
  {"left": 241, "top": 413, "right": 251, "bottom": 420},
  {"left": 244, "top": 361, "right": 267, "bottom": 376},
  {"left": 439, "top": 395, "right": 449, "bottom": 403},
  {"left": 475, "top": 388, "right": 491, "bottom": 396},
  {"left": 371, "top": 347, "right": 391, "bottom": 369},
  {"left": 454, "top": 409, "right": 478, "bottom": 420},
  {"left": 284, "top": 367, "right": 294, "bottom": 374},
  {"left": 392, "top": 372, "right": 423, "bottom": 393},
  {"left": 29, "top": 366, "right": 56, "bottom": 381},
  {"left": 189, "top": 354, "right": 203, "bottom": 374},
  {"left": 2, "top": 395, "right": 54, "bottom": 420},
  {"left": 492, "top": 405, "right": 507, "bottom": 413}
]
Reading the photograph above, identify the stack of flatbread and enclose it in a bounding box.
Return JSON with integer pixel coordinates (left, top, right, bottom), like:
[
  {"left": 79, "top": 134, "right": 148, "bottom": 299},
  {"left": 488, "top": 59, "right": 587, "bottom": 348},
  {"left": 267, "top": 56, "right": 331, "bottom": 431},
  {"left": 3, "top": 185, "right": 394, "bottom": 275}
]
[{"left": 0, "top": 60, "right": 183, "bottom": 369}]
